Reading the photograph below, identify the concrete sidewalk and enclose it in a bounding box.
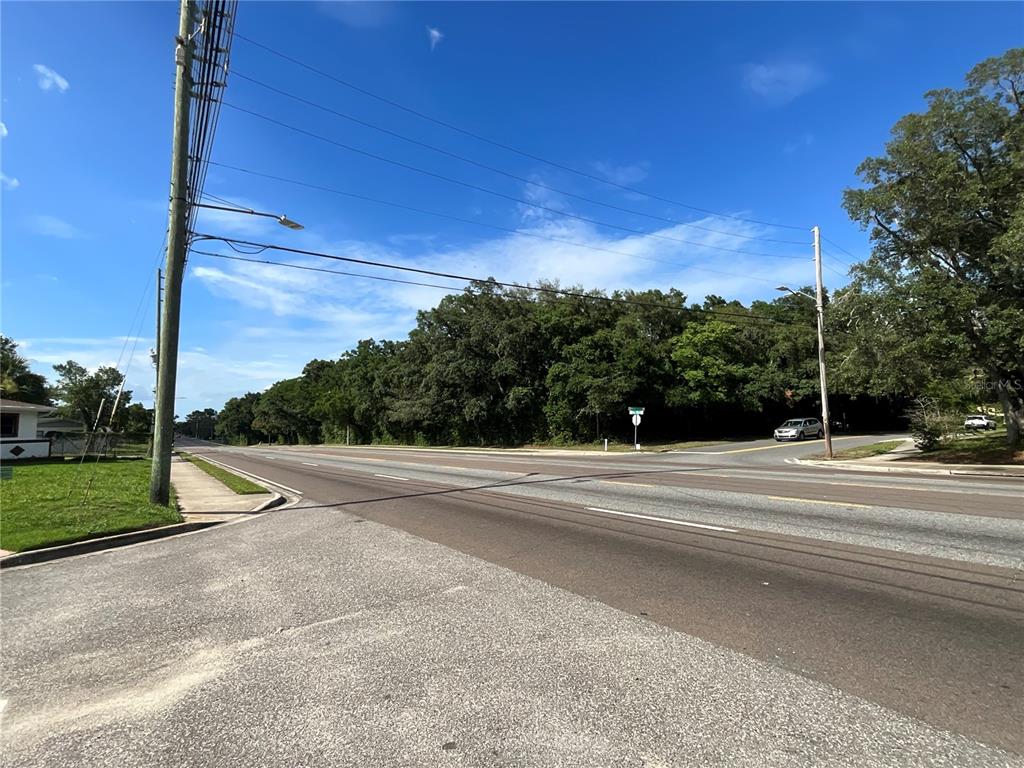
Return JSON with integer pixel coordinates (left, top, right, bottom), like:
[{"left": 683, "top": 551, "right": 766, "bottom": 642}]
[
  {"left": 793, "top": 439, "right": 1024, "bottom": 477},
  {"left": 171, "top": 455, "right": 276, "bottom": 518}
]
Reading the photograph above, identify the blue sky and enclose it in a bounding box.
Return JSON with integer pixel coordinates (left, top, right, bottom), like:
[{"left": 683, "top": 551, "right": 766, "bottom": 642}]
[{"left": 2, "top": 1, "right": 1020, "bottom": 414}]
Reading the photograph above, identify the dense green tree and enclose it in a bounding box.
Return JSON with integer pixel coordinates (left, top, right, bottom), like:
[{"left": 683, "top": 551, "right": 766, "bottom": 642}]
[
  {"left": 120, "top": 403, "right": 153, "bottom": 435},
  {"left": 51, "top": 360, "right": 130, "bottom": 428},
  {"left": 178, "top": 408, "right": 218, "bottom": 439},
  {"left": 0, "top": 336, "right": 51, "bottom": 405},
  {"left": 253, "top": 378, "right": 321, "bottom": 444},
  {"left": 216, "top": 392, "right": 266, "bottom": 445},
  {"left": 842, "top": 48, "right": 1024, "bottom": 445}
]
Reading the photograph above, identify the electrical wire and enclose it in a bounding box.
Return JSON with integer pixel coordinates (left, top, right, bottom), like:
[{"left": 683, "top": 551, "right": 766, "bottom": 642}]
[
  {"left": 191, "top": 234, "right": 803, "bottom": 326},
  {"left": 192, "top": 250, "right": 790, "bottom": 329},
  {"left": 820, "top": 236, "right": 860, "bottom": 267},
  {"left": 231, "top": 71, "right": 810, "bottom": 247},
  {"left": 234, "top": 31, "right": 810, "bottom": 232},
  {"left": 204, "top": 161, "right": 802, "bottom": 285},
  {"left": 220, "top": 103, "right": 810, "bottom": 263}
]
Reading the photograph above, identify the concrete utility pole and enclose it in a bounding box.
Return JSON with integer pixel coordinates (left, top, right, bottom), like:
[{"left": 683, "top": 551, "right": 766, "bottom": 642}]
[
  {"left": 812, "top": 226, "right": 834, "bottom": 459},
  {"left": 150, "top": 0, "right": 195, "bottom": 504}
]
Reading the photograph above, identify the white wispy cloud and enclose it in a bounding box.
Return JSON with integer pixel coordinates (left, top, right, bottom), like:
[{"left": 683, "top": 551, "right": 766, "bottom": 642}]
[
  {"left": 33, "top": 64, "right": 70, "bottom": 93},
  {"left": 783, "top": 133, "right": 815, "bottom": 154},
  {"left": 18, "top": 336, "right": 156, "bottom": 408},
  {"left": 319, "top": 1, "right": 397, "bottom": 28},
  {"left": 743, "top": 61, "right": 824, "bottom": 105},
  {"left": 27, "top": 214, "right": 86, "bottom": 239},
  {"left": 128, "top": 190, "right": 828, "bottom": 412},
  {"left": 1, "top": 172, "right": 20, "bottom": 191},
  {"left": 0, "top": 122, "right": 8, "bottom": 139},
  {"left": 427, "top": 26, "right": 444, "bottom": 51},
  {"left": 591, "top": 160, "right": 650, "bottom": 187},
  {"left": 517, "top": 173, "right": 569, "bottom": 222}
]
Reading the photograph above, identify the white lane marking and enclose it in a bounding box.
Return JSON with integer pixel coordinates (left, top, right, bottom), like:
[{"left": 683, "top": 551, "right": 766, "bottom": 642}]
[
  {"left": 198, "top": 455, "right": 303, "bottom": 496},
  {"left": 373, "top": 473, "right": 409, "bottom": 481},
  {"left": 263, "top": 455, "right": 276, "bottom": 459},
  {"left": 301, "top": 462, "right": 319, "bottom": 467},
  {"left": 767, "top": 495, "right": 870, "bottom": 508},
  {"left": 585, "top": 507, "right": 737, "bottom": 533}
]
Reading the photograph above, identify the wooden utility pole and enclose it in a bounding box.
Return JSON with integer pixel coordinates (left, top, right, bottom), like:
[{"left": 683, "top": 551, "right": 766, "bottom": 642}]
[
  {"left": 150, "top": 0, "right": 195, "bottom": 504},
  {"left": 812, "top": 226, "right": 834, "bottom": 459}
]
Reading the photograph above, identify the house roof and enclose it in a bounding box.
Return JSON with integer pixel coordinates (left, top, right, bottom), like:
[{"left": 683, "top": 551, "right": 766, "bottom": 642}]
[
  {"left": 37, "top": 416, "right": 86, "bottom": 431},
  {"left": 0, "top": 398, "right": 56, "bottom": 413}
]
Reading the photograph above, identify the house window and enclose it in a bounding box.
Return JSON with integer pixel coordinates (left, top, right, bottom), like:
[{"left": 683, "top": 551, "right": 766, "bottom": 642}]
[{"left": 1, "top": 413, "right": 20, "bottom": 438}]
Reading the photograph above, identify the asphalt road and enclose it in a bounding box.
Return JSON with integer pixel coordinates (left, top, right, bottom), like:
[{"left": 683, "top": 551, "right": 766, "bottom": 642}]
[
  {"left": 179, "top": 437, "right": 1024, "bottom": 750},
  {"left": 3, "top": 435, "right": 1022, "bottom": 765}
]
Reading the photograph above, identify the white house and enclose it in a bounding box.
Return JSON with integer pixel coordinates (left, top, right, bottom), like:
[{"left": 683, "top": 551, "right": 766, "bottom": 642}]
[{"left": 0, "top": 398, "right": 55, "bottom": 460}]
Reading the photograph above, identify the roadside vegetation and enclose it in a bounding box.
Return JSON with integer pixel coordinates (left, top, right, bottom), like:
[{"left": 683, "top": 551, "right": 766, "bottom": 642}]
[
  {"left": 167, "top": 50, "right": 1022, "bottom": 456},
  {"left": 898, "top": 431, "right": 1023, "bottom": 466},
  {"left": 826, "top": 440, "right": 908, "bottom": 461},
  {"left": 0, "top": 459, "right": 181, "bottom": 553},
  {"left": 179, "top": 453, "right": 266, "bottom": 494}
]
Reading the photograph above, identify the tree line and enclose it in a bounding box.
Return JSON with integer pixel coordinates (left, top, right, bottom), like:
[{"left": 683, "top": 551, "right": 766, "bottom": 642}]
[
  {"left": 214, "top": 49, "right": 1022, "bottom": 449},
  {"left": 214, "top": 286, "right": 908, "bottom": 447},
  {"left": 5, "top": 50, "right": 1020, "bottom": 449}
]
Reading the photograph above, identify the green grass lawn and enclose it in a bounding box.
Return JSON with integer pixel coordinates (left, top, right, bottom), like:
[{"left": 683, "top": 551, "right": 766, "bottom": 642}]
[
  {"left": 180, "top": 453, "right": 267, "bottom": 494},
  {"left": 823, "top": 439, "right": 908, "bottom": 461},
  {"left": 899, "top": 430, "right": 1023, "bottom": 465},
  {"left": 0, "top": 459, "right": 182, "bottom": 553}
]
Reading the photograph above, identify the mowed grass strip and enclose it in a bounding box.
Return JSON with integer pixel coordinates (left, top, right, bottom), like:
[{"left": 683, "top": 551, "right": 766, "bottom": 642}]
[
  {"left": 900, "top": 430, "right": 1023, "bottom": 465},
  {"left": 824, "top": 440, "right": 908, "bottom": 461},
  {"left": 0, "top": 459, "right": 182, "bottom": 553},
  {"left": 180, "top": 453, "right": 267, "bottom": 494}
]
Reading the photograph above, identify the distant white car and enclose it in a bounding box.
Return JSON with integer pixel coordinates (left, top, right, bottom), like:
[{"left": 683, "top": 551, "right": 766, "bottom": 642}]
[
  {"left": 773, "top": 418, "right": 824, "bottom": 441},
  {"left": 964, "top": 415, "right": 997, "bottom": 430}
]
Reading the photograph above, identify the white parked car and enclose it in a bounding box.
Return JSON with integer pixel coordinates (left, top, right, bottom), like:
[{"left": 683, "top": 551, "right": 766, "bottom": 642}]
[
  {"left": 773, "top": 418, "right": 824, "bottom": 441},
  {"left": 964, "top": 415, "right": 997, "bottom": 430}
]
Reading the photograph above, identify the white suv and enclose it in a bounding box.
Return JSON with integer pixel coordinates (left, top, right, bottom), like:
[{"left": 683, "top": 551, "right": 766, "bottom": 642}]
[
  {"left": 964, "top": 415, "right": 997, "bottom": 430},
  {"left": 774, "top": 418, "right": 824, "bottom": 441}
]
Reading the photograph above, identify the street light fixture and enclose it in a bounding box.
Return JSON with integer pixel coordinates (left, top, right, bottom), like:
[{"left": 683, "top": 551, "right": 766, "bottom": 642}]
[
  {"left": 776, "top": 225, "right": 834, "bottom": 459},
  {"left": 195, "top": 202, "right": 304, "bottom": 231},
  {"left": 150, "top": 192, "right": 307, "bottom": 505}
]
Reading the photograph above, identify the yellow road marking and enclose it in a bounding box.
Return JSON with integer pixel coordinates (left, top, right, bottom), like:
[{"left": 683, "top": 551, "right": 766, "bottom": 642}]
[{"left": 767, "top": 495, "right": 870, "bottom": 508}]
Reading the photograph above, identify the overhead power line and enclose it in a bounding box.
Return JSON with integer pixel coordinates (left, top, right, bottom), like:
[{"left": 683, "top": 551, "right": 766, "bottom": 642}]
[
  {"left": 231, "top": 71, "right": 809, "bottom": 248},
  {"left": 191, "top": 235, "right": 801, "bottom": 326},
  {"left": 820, "top": 236, "right": 861, "bottom": 267},
  {"left": 221, "top": 102, "right": 809, "bottom": 263},
  {"left": 233, "top": 31, "right": 809, "bottom": 232},
  {"left": 206, "top": 160, "right": 803, "bottom": 285},
  {"left": 185, "top": 1, "right": 237, "bottom": 241}
]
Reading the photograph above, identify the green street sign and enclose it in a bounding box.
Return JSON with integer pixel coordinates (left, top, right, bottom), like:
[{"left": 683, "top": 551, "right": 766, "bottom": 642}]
[{"left": 628, "top": 406, "right": 645, "bottom": 415}]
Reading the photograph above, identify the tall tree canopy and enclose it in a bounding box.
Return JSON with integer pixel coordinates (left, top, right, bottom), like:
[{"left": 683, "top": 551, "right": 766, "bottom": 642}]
[
  {"left": 842, "top": 48, "right": 1024, "bottom": 445},
  {"left": 0, "top": 336, "right": 51, "bottom": 405},
  {"left": 51, "top": 360, "right": 132, "bottom": 429}
]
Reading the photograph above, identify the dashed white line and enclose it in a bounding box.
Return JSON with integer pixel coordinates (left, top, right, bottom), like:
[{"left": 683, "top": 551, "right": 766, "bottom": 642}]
[
  {"left": 585, "top": 507, "right": 737, "bottom": 533},
  {"left": 374, "top": 473, "right": 409, "bottom": 481},
  {"left": 301, "top": 462, "right": 319, "bottom": 467},
  {"left": 767, "top": 495, "right": 870, "bottom": 508}
]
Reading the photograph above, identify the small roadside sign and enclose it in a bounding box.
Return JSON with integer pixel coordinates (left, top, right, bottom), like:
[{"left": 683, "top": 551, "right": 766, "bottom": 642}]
[
  {"left": 631, "top": 414, "right": 642, "bottom": 426},
  {"left": 628, "top": 406, "right": 645, "bottom": 415}
]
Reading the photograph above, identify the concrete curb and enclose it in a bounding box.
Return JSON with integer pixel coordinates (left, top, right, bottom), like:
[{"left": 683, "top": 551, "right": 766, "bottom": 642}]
[
  {"left": 252, "top": 493, "right": 286, "bottom": 512},
  {"left": 787, "top": 456, "right": 1024, "bottom": 478},
  {"left": 0, "top": 520, "right": 222, "bottom": 569}
]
